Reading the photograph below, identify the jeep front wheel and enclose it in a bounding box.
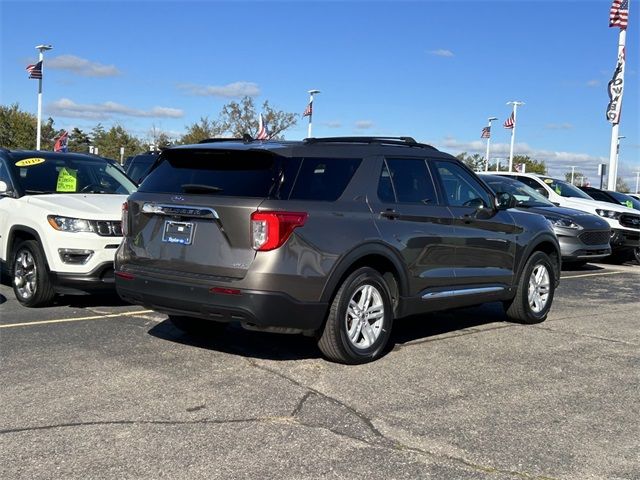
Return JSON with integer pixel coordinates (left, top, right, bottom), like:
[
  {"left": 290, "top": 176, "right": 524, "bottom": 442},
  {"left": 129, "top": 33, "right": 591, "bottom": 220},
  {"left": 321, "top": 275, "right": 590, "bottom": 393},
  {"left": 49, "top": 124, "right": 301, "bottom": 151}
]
[
  {"left": 318, "top": 267, "right": 393, "bottom": 364},
  {"left": 12, "top": 240, "right": 55, "bottom": 308}
]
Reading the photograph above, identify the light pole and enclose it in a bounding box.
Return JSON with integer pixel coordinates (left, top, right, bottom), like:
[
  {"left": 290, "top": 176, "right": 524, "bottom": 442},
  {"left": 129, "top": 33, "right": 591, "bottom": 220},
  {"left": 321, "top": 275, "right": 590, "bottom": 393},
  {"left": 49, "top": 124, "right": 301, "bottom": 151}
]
[
  {"left": 570, "top": 166, "right": 577, "bottom": 185},
  {"left": 306, "top": 89, "right": 320, "bottom": 138},
  {"left": 611, "top": 135, "right": 625, "bottom": 192},
  {"left": 506, "top": 101, "right": 524, "bottom": 172},
  {"left": 635, "top": 171, "right": 640, "bottom": 194},
  {"left": 35, "top": 44, "right": 53, "bottom": 150},
  {"left": 484, "top": 117, "right": 497, "bottom": 172}
]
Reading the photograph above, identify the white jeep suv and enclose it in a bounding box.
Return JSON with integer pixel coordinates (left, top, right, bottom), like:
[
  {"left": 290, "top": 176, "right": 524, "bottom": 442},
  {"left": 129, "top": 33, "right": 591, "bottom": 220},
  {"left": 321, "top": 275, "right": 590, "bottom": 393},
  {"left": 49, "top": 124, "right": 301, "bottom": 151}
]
[
  {"left": 489, "top": 172, "right": 640, "bottom": 258},
  {"left": 0, "top": 149, "right": 137, "bottom": 307}
]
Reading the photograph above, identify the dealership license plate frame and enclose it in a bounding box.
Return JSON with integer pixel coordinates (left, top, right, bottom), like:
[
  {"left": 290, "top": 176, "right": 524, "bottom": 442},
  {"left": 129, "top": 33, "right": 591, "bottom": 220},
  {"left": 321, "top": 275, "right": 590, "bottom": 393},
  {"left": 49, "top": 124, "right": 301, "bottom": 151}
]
[{"left": 162, "top": 220, "right": 195, "bottom": 245}]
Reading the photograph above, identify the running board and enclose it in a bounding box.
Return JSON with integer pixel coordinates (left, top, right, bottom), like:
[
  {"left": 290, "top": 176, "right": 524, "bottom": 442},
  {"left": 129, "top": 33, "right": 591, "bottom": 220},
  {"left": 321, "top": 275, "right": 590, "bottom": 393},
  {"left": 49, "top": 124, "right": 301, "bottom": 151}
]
[{"left": 421, "top": 286, "right": 504, "bottom": 300}]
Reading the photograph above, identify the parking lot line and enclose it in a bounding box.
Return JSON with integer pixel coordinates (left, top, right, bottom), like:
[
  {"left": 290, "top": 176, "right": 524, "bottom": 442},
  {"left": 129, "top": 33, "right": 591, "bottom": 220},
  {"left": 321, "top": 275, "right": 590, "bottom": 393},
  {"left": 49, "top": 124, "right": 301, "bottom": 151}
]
[
  {"left": 561, "top": 271, "right": 627, "bottom": 280},
  {"left": 0, "top": 310, "right": 154, "bottom": 329}
]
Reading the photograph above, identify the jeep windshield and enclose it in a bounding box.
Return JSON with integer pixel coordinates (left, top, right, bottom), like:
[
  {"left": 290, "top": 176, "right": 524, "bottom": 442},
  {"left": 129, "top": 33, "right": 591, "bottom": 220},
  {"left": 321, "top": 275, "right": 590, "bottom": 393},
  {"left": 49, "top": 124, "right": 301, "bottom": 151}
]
[
  {"left": 539, "top": 176, "right": 593, "bottom": 199},
  {"left": 11, "top": 155, "right": 136, "bottom": 195}
]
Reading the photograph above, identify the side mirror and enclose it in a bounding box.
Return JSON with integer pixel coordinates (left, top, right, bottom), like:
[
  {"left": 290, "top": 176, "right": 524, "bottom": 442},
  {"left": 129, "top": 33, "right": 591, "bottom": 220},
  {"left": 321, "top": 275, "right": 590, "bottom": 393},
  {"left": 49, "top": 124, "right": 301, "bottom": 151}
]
[{"left": 495, "top": 192, "right": 517, "bottom": 210}]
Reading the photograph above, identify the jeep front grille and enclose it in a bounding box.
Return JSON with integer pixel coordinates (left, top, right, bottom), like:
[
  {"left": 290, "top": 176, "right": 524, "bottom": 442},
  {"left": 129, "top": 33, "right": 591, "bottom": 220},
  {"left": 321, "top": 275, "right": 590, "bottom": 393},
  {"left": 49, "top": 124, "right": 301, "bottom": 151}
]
[{"left": 92, "top": 220, "right": 123, "bottom": 237}]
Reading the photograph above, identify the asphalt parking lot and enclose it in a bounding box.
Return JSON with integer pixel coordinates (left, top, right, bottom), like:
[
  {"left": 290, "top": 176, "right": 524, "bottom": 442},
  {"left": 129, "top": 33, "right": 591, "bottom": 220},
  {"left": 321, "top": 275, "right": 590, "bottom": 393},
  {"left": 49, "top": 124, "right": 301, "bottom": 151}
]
[{"left": 1, "top": 261, "right": 639, "bottom": 480}]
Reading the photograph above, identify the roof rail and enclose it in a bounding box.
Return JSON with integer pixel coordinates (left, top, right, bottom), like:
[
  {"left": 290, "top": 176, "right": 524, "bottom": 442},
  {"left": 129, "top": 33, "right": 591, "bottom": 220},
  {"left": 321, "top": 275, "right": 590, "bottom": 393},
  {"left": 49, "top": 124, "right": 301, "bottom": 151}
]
[
  {"left": 303, "top": 136, "right": 437, "bottom": 150},
  {"left": 197, "top": 137, "right": 253, "bottom": 144}
]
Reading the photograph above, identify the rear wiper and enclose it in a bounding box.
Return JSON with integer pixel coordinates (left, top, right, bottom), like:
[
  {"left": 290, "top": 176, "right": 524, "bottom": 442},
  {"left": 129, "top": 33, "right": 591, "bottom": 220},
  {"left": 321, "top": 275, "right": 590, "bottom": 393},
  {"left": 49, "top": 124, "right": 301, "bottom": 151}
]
[{"left": 180, "top": 184, "right": 223, "bottom": 194}]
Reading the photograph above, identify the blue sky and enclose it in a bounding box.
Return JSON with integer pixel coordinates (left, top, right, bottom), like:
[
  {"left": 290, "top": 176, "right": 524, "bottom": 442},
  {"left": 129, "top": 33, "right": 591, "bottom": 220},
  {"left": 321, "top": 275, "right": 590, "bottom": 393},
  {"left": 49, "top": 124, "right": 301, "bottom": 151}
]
[{"left": 1, "top": 0, "right": 638, "bottom": 187}]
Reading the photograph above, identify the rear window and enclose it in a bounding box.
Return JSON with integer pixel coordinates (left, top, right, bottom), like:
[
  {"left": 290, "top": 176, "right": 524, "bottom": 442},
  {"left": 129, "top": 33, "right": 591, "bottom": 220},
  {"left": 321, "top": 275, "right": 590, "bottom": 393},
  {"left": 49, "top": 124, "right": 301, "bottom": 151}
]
[{"left": 139, "top": 149, "right": 361, "bottom": 201}]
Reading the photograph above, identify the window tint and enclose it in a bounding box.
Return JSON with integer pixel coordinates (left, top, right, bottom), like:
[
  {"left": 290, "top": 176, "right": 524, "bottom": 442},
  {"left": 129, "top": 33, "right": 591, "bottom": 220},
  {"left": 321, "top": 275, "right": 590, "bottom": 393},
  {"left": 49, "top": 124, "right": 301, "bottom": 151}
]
[
  {"left": 139, "top": 149, "right": 300, "bottom": 198},
  {"left": 289, "top": 157, "right": 361, "bottom": 201},
  {"left": 435, "top": 161, "right": 492, "bottom": 208},
  {"left": 378, "top": 158, "right": 438, "bottom": 204}
]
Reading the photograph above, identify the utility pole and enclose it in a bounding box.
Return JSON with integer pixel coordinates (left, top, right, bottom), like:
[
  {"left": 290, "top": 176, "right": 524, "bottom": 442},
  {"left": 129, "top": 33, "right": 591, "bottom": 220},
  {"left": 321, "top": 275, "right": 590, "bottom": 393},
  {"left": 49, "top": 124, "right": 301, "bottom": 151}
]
[
  {"left": 483, "top": 117, "right": 497, "bottom": 172},
  {"left": 506, "top": 101, "right": 524, "bottom": 172},
  {"left": 570, "top": 165, "right": 577, "bottom": 185},
  {"left": 305, "top": 89, "right": 320, "bottom": 138},
  {"left": 34, "top": 44, "right": 53, "bottom": 150}
]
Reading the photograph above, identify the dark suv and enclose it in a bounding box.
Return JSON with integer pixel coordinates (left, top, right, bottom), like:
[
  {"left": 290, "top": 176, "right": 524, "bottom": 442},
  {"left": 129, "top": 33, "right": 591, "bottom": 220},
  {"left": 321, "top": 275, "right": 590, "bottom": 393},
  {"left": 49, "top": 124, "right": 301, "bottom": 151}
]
[{"left": 115, "top": 137, "right": 560, "bottom": 363}]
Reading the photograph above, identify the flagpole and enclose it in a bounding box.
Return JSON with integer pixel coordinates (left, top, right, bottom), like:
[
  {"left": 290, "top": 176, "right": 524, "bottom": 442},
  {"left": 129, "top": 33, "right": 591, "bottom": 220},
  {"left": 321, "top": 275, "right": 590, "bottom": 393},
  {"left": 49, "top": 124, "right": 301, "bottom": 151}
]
[
  {"left": 307, "top": 89, "right": 320, "bottom": 138},
  {"left": 607, "top": 27, "right": 627, "bottom": 191},
  {"left": 506, "top": 101, "right": 524, "bottom": 172},
  {"left": 34, "top": 44, "right": 52, "bottom": 151},
  {"left": 484, "top": 116, "right": 497, "bottom": 172}
]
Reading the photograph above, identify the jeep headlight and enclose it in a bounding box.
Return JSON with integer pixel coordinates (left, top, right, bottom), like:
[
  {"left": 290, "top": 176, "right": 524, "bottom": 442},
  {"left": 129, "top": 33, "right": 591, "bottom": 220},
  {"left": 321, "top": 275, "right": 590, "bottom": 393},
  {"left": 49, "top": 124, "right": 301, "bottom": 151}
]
[
  {"left": 545, "top": 216, "right": 582, "bottom": 230},
  {"left": 595, "top": 209, "right": 621, "bottom": 219},
  {"left": 47, "top": 215, "right": 95, "bottom": 233}
]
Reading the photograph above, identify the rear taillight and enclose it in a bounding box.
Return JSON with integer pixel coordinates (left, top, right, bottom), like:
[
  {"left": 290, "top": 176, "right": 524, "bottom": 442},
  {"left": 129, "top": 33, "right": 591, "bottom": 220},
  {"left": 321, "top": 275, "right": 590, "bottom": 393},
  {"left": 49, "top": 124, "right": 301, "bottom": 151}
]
[
  {"left": 251, "top": 211, "right": 308, "bottom": 251},
  {"left": 121, "top": 202, "right": 128, "bottom": 236}
]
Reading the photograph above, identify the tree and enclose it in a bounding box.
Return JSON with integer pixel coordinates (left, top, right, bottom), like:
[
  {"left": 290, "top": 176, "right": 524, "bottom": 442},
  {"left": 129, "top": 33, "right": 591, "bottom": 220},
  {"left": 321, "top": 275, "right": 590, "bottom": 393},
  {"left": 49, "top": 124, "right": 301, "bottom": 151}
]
[
  {"left": 218, "top": 96, "right": 297, "bottom": 139},
  {"left": 68, "top": 127, "right": 91, "bottom": 153},
  {"left": 0, "top": 103, "right": 56, "bottom": 150},
  {"left": 456, "top": 152, "right": 486, "bottom": 172},
  {"left": 616, "top": 177, "right": 631, "bottom": 193},
  {"left": 91, "top": 124, "right": 144, "bottom": 160},
  {"left": 179, "top": 116, "right": 224, "bottom": 144},
  {"left": 564, "top": 170, "right": 586, "bottom": 185},
  {"left": 148, "top": 124, "right": 174, "bottom": 149},
  {"left": 512, "top": 155, "right": 546, "bottom": 174}
]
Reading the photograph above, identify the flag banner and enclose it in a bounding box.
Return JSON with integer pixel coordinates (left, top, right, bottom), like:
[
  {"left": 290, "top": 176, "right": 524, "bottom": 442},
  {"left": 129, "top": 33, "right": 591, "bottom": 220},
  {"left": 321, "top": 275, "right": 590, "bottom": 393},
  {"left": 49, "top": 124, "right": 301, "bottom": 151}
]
[
  {"left": 303, "top": 102, "right": 313, "bottom": 117},
  {"left": 514, "top": 163, "right": 525, "bottom": 173},
  {"left": 609, "top": 0, "right": 629, "bottom": 29},
  {"left": 256, "top": 114, "right": 270, "bottom": 140},
  {"left": 26, "top": 61, "right": 43, "bottom": 79},
  {"left": 54, "top": 130, "right": 69, "bottom": 152},
  {"left": 481, "top": 126, "right": 491, "bottom": 138},
  {"left": 606, "top": 49, "right": 625, "bottom": 124},
  {"left": 503, "top": 112, "right": 515, "bottom": 129}
]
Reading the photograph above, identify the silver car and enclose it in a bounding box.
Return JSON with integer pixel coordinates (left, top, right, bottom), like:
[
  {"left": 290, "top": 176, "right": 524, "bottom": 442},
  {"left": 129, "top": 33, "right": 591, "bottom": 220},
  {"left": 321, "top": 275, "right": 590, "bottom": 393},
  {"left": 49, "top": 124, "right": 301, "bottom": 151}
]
[{"left": 482, "top": 175, "right": 611, "bottom": 266}]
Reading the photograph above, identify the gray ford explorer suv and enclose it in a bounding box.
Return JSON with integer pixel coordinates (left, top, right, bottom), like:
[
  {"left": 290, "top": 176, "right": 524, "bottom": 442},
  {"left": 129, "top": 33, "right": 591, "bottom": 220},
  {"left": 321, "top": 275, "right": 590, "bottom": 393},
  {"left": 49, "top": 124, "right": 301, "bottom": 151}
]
[{"left": 115, "top": 137, "right": 560, "bottom": 364}]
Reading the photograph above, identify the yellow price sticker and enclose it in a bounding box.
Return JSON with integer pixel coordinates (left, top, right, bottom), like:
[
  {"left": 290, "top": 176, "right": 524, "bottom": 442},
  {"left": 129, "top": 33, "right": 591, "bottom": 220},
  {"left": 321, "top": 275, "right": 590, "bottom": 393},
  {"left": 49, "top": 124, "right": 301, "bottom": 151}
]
[
  {"left": 56, "top": 167, "right": 78, "bottom": 192},
  {"left": 15, "top": 157, "right": 46, "bottom": 167}
]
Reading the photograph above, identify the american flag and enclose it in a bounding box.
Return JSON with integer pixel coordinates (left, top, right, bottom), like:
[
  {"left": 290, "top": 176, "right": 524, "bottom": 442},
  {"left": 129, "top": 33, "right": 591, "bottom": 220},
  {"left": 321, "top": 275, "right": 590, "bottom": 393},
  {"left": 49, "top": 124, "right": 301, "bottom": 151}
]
[
  {"left": 26, "top": 61, "right": 43, "bottom": 79},
  {"left": 54, "top": 130, "right": 69, "bottom": 152},
  {"left": 256, "top": 114, "right": 270, "bottom": 140},
  {"left": 503, "top": 112, "right": 515, "bottom": 129},
  {"left": 609, "top": 0, "right": 629, "bottom": 29},
  {"left": 481, "top": 126, "right": 491, "bottom": 138},
  {"left": 303, "top": 102, "right": 313, "bottom": 117}
]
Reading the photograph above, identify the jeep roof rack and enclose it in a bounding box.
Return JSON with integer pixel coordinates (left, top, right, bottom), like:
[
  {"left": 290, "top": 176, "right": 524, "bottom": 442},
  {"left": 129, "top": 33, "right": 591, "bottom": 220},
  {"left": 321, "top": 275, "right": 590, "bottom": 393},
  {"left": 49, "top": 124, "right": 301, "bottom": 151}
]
[{"left": 303, "top": 136, "right": 437, "bottom": 150}]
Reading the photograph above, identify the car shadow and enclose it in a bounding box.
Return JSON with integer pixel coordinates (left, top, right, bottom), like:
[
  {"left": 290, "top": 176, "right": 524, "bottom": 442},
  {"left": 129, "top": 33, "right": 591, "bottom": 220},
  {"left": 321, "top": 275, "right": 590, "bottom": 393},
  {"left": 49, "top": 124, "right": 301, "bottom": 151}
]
[
  {"left": 147, "top": 302, "right": 505, "bottom": 362},
  {"left": 53, "top": 292, "right": 132, "bottom": 308},
  {"left": 561, "top": 262, "right": 606, "bottom": 272}
]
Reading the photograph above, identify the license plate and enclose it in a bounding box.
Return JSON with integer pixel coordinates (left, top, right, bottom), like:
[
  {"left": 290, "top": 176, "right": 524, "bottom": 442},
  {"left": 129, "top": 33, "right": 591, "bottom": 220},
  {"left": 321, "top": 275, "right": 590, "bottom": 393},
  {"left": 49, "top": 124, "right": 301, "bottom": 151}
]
[{"left": 162, "top": 220, "right": 195, "bottom": 245}]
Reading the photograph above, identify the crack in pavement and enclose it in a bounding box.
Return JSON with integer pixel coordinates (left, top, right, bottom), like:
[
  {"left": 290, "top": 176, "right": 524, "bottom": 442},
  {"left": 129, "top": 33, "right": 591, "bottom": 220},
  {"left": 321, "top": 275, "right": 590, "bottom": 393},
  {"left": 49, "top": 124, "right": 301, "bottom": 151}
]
[
  {"left": 530, "top": 324, "right": 638, "bottom": 346},
  {"left": 244, "top": 358, "right": 560, "bottom": 480}
]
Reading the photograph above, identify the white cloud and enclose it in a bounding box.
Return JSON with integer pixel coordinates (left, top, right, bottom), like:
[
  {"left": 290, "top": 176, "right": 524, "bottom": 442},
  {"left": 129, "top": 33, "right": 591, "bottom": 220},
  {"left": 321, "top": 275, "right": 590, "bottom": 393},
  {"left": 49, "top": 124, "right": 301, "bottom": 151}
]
[
  {"left": 324, "top": 121, "right": 342, "bottom": 129},
  {"left": 47, "top": 55, "right": 121, "bottom": 77},
  {"left": 428, "top": 49, "right": 454, "bottom": 57},
  {"left": 355, "top": 120, "right": 374, "bottom": 130},
  {"left": 586, "top": 80, "right": 600, "bottom": 87},
  {"left": 47, "top": 98, "right": 184, "bottom": 120},
  {"left": 177, "top": 81, "right": 260, "bottom": 98},
  {"left": 545, "top": 123, "right": 574, "bottom": 130}
]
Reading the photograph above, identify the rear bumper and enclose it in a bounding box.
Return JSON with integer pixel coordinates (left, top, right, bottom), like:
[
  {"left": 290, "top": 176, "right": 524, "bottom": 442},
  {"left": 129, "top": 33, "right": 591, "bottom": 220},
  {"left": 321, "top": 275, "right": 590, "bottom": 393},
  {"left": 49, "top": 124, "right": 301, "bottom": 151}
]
[{"left": 115, "top": 272, "right": 328, "bottom": 332}]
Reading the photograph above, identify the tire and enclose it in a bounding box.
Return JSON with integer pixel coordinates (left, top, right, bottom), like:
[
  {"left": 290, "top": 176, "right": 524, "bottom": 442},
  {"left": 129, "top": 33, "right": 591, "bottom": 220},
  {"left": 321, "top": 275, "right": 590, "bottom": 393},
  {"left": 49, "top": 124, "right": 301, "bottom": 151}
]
[
  {"left": 633, "top": 247, "right": 640, "bottom": 265},
  {"left": 317, "top": 267, "right": 393, "bottom": 364},
  {"left": 169, "top": 315, "right": 227, "bottom": 336},
  {"left": 504, "top": 251, "right": 555, "bottom": 324},
  {"left": 11, "top": 240, "right": 55, "bottom": 307}
]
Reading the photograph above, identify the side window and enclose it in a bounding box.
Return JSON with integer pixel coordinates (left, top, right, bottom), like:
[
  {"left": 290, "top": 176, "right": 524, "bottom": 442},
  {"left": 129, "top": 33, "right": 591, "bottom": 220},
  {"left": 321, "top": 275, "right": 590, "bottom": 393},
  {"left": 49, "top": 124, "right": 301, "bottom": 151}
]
[
  {"left": 435, "top": 161, "right": 492, "bottom": 208},
  {"left": 516, "top": 176, "right": 548, "bottom": 197},
  {"left": 289, "top": 157, "right": 361, "bottom": 201},
  {"left": 0, "top": 160, "right": 12, "bottom": 188},
  {"left": 378, "top": 158, "right": 438, "bottom": 204}
]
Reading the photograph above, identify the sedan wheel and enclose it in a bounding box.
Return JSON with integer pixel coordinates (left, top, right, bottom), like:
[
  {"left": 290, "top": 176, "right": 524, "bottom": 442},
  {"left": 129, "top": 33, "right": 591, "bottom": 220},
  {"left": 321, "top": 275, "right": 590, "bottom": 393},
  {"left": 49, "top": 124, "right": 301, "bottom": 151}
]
[{"left": 12, "top": 240, "right": 55, "bottom": 307}]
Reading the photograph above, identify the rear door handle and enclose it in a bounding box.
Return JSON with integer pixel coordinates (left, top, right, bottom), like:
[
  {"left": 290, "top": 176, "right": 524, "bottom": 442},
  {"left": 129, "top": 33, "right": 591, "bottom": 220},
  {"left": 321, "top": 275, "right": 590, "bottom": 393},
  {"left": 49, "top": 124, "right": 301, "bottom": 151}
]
[{"left": 381, "top": 209, "right": 400, "bottom": 220}]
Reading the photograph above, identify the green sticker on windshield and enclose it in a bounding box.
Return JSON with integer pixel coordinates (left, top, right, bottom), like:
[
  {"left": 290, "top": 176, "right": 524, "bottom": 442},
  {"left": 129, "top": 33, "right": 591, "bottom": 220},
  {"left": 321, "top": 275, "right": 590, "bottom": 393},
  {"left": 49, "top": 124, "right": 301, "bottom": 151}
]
[
  {"left": 555, "top": 186, "right": 562, "bottom": 194},
  {"left": 625, "top": 200, "right": 633, "bottom": 208},
  {"left": 56, "top": 167, "right": 78, "bottom": 192}
]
